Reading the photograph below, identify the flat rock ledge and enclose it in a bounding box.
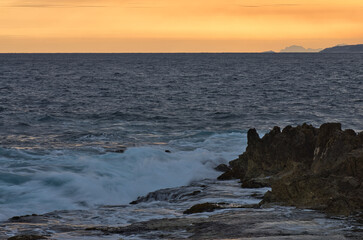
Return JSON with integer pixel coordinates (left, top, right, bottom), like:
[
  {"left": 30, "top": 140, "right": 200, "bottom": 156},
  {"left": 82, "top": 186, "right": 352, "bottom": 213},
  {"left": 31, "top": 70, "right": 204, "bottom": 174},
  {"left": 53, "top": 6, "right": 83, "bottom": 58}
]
[
  {"left": 87, "top": 208, "right": 361, "bottom": 239},
  {"left": 218, "top": 123, "right": 363, "bottom": 216}
]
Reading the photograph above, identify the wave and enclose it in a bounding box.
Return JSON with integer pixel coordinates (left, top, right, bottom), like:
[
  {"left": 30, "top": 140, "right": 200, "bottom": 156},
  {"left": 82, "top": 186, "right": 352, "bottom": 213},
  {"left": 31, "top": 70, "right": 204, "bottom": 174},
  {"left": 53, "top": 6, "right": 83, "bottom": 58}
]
[{"left": 0, "top": 132, "right": 246, "bottom": 220}]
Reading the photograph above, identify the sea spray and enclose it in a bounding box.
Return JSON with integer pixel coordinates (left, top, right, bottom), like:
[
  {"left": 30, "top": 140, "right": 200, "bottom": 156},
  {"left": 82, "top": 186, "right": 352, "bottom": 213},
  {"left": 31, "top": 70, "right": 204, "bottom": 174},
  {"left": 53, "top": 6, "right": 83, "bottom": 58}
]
[{"left": 0, "top": 132, "right": 246, "bottom": 220}]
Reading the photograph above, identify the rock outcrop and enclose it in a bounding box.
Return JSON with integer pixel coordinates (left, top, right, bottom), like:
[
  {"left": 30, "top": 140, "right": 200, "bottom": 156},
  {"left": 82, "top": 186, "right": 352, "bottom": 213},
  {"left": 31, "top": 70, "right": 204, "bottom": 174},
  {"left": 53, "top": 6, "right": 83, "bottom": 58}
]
[{"left": 218, "top": 123, "right": 363, "bottom": 216}]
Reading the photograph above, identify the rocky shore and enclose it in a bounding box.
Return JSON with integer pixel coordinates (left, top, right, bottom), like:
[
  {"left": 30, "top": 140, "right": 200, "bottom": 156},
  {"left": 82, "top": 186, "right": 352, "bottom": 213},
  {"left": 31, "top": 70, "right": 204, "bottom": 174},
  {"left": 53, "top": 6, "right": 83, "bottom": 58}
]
[
  {"left": 4, "top": 205, "right": 361, "bottom": 239},
  {"left": 2, "top": 123, "right": 362, "bottom": 239},
  {"left": 218, "top": 123, "right": 363, "bottom": 216},
  {"left": 88, "top": 207, "right": 359, "bottom": 239}
]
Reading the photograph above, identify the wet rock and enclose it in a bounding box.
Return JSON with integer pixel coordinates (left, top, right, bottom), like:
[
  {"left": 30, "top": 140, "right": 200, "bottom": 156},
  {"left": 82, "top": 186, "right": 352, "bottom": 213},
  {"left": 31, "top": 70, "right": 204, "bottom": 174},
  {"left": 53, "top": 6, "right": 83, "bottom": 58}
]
[
  {"left": 114, "top": 149, "right": 125, "bottom": 153},
  {"left": 217, "top": 159, "right": 246, "bottom": 180},
  {"left": 241, "top": 177, "right": 271, "bottom": 188},
  {"left": 221, "top": 123, "right": 363, "bottom": 216},
  {"left": 214, "top": 164, "right": 230, "bottom": 172},
  {"left": 7, "top": 235, "right": 47, "bottom": 240},
  {"left": 130, "top": 185, "right": 203, "bottom": 204},
  {"left": 183, "top": 203, "right": 223, "bottom": 214},
  {"left": 10, "top": 216, "right": 21, "bottom": 221},
  {"left": 87, "top": 208, "right": 360, "bottom": 239},
  {"left": 251, "top": 192, "right": 265, "bottom": 199},
  {"left": 87, "top": 217, "right": 203, "bottom": 235},
  {"left": 185, "top": 190, "right": 202, "bottom": 197},
  {"left": 216, "top": 170, "right": 235, "bottom": 180},
  {"left": 9, "top": 214, "right": 46, "bottom": 223},
  {"left": 105, "top": 146, "right": 127, "bottom": 153}
]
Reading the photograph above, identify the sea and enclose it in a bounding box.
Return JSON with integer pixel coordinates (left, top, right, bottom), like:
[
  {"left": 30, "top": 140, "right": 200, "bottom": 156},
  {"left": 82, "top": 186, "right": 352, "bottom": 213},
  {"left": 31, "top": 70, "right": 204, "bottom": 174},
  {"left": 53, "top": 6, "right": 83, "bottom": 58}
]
[{"left": 0, "top": 53, "right": 362, "bottom": 239}]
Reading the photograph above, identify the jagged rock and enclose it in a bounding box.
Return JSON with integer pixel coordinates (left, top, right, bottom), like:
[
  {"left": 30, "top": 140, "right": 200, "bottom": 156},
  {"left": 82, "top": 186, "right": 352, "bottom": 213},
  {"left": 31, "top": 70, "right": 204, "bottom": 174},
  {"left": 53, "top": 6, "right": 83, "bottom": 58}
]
[
  {"left": 219, "top": 124, "right": 317, "bottom": 181},
  {"left": 219, "top": 123, "right": 363, "bottom": 216}
]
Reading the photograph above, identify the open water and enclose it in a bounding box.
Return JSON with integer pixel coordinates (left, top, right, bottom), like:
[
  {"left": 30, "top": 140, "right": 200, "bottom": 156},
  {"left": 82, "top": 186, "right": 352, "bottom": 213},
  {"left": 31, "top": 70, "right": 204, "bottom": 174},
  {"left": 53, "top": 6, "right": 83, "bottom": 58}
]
[{"left": 0, "top": 53, "right": 362, "bottom": 238}]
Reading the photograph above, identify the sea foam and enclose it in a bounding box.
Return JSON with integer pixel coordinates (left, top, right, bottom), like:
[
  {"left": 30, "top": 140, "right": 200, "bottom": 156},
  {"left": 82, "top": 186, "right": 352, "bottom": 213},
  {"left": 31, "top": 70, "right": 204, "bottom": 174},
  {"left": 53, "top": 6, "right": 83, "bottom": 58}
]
[{"left": 0, "top": 132, "right": 246, "bottom": 220}]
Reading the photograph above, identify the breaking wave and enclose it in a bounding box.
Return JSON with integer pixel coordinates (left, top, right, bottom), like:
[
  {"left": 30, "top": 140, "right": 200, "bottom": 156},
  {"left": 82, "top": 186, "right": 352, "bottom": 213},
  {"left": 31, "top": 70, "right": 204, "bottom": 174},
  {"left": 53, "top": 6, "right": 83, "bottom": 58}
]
[{"left": 0, "top": 132, "right": 246, "bottom": 220}]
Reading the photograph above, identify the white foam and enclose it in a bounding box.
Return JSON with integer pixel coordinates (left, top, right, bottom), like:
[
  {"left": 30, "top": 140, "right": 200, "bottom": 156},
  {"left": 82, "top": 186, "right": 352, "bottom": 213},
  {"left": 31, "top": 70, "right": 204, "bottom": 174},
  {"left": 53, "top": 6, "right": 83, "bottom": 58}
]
[{"left": 0, "top": 132, "right": 246, "bottom": 220}]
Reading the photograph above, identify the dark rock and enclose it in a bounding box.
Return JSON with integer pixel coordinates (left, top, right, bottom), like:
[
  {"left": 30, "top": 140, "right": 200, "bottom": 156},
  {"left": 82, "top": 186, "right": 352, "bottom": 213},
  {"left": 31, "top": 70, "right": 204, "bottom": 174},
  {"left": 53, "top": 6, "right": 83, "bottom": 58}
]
[
  {"left": 106, "top": 147, "right": 127, "bottom": 153},
  {"left": 214, "top": 164, "right": 230, "bottom": 172},
  {"left": 10, "top": 216, "right": 20, "bottom": 221},
  {"left": 219, "top": 123, "right": 317, "bottom": 182},
  {"left": 217, "top": 157, "right": 248, "bottom": 181},
  {"left": 216, "top": 171, "right": 233, "bottom": 180},
  {"left": 247, "top": 128, "right": 261, "bottom": 145},
  {"left": 114, "top": 149, "right": 125, "bottom": 153},
  {"left": 223, "top": 123, "right": 363, "bottom": 216},
  {"left": 187, "top": 190, "right": 201, "bottom": 196},
  {"left": 129, "top": 186, "right": 203, "bottom": 204},
  {"left": 216, "top": 160, "right": 245, "bottom": 180},
  {"left": 183, "top": 203, "right": 222, "bottom": 214},
  {"left": 216, "top": 168, "right": 240, "bottom": 180},
  {"left": 7, "top": 235, "right": 47, "bottom": 240},
  {"left": 165, "top": 150, "right": 171, "bottom": 153},
  {"left": 183, "top": 202, "right": 259, "bottom": 214},
  {"left": 9, "top": 214, "right": 44, "bottom": 223},
  {"left": 251, "top": 192, "right": 264, "bottom": 199},
  {"left": 241, "top": 177, "right": 271, "bottom": 188}
]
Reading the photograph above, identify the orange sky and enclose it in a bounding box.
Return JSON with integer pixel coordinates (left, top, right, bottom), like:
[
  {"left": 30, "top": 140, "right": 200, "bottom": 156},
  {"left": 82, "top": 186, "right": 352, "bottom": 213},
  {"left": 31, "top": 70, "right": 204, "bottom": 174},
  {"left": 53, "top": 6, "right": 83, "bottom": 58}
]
[{"left": 1, "top": 0, "right": 363, "bottom": 52}]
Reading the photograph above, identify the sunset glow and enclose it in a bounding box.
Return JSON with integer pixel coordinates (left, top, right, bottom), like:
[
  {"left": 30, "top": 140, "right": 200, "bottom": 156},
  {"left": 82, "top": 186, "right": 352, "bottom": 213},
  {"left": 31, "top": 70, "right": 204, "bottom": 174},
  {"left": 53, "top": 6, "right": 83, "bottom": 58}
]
[{"left": 1, "top": 0, "right": 363, "bottom": 52}]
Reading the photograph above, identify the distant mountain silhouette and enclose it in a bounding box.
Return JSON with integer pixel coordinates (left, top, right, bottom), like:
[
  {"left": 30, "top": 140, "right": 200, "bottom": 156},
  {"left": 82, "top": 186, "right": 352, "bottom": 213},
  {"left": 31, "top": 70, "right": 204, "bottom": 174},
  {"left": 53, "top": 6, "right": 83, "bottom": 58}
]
[
  {"left": 320, "top": 44, "right": 363, "bottom": 53},
  {"left": 280, "top": 45, "right": 322, "bottom": 53}
]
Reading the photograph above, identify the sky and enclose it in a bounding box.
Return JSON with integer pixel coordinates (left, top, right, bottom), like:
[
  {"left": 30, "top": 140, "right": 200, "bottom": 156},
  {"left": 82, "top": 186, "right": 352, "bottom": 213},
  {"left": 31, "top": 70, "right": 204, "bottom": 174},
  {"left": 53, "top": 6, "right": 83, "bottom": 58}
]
[{"left": 1, "top": 0, "right": 363, "bottom": 52}]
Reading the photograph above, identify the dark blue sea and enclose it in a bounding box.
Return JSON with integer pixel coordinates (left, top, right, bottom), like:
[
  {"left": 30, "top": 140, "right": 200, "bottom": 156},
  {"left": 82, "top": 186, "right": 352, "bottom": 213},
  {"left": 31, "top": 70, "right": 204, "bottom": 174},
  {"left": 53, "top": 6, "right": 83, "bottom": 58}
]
[{"left": 0, "top": 53, "right": 362, "bottom": 238}]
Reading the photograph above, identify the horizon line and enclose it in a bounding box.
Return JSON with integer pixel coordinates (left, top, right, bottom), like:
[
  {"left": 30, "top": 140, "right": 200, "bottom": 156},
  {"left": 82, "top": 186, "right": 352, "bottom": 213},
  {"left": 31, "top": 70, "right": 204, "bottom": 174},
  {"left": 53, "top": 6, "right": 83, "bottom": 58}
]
[{"left": 0, "top": 52, "right": 330, "bottom": 54}]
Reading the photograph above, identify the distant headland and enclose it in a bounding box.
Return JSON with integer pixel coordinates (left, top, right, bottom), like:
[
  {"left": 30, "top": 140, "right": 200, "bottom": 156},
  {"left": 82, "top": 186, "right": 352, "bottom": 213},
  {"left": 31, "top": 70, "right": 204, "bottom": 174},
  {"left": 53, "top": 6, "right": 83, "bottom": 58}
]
[
  {"left": 320, "top": 44, "right": 363, "bottom": 53},
  {"left": 262, "top": 44, "right": 363, "bottom": 53}
]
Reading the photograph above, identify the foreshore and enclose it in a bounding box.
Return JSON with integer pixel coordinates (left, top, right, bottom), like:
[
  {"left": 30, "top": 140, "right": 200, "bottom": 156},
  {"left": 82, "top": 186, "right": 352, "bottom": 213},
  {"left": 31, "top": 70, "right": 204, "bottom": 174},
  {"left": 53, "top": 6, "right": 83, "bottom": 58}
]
[{"left": 2, "top": 123, "right": 362, "bottom": 240}]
